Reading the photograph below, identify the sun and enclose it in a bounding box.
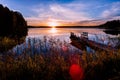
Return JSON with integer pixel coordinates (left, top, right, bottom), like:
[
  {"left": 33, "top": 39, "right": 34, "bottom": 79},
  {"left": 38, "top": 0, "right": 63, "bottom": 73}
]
[{"left": 47, "top": 21, "right": 59, "bottom": 27}]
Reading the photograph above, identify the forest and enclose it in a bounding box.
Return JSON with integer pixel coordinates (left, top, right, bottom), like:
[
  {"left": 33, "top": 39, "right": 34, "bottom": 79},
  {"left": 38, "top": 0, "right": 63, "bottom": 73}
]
[
  {"left": 99, "top": 20, "right": 120, "bottom": 30},
  {"left": 0, "top": 4, "right": 27, "bottom": 38}
]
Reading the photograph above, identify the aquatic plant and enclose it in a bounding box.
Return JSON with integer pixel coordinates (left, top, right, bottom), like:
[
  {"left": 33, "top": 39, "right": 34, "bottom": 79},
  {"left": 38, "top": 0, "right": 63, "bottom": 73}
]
[
  {"left": 0, "top": 37, "right": 26, "bottom": 53},
  {"left": 0, "top": 36, "right": 120, "bottom": 80}
]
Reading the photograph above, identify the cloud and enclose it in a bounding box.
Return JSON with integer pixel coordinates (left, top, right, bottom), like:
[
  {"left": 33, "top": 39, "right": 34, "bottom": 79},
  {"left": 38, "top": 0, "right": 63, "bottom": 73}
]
[
  {"left": 101, "top": 2, "right": 120, "bottom": 18},
  {"left": 75, "top": 19, "right": 106, "bottom": 26},
  {"left": 26, "top": 1, "right": 120, "bottom": 26},
  {"left": 26, "top": 2, "right": 92, "bottom": 25},
  {"left": 50, "top": 4, "right": 91, "bottom": 21}
]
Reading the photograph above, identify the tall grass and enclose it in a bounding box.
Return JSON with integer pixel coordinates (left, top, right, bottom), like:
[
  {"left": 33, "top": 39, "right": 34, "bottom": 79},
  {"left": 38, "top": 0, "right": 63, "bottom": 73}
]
[
  {"left": 0, "top": 36, "right": 120, "bottom": 80},
  {"left": 0, "top": 37, "right": 25, "bottom": 53}
]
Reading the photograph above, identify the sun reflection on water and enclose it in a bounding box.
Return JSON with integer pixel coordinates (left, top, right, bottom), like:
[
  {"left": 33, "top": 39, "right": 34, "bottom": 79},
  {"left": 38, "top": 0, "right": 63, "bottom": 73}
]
[{"left": 49, "top": 27, "right": 57, "bottom": 34}]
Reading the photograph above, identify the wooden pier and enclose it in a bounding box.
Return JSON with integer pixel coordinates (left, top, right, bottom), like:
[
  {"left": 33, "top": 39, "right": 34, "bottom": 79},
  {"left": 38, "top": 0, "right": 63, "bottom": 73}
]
[{"left": 70, "top": 32, "right": 116, "bottom": 52}]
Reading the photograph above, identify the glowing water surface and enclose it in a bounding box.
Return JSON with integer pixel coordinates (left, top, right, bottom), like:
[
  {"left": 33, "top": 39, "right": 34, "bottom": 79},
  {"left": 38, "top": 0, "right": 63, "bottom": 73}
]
[
  {"left": 28, "top": 28, "right": 106, "bottom": 41},
  {"left": 12, "top": 28, "right": 119, "bottom": 54}
]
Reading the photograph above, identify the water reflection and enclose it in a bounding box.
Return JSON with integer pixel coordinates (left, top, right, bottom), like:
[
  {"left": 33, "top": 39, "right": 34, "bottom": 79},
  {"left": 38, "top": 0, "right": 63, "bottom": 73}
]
[
  {"left": 28, "top": 28, "right": 106, "bottom": 39},
  {"left": 10, "top": 28, "right": 119, "bottom": 54},
  {"left": 49, "top": 27, "right": 57, "bottom": 34},
  {"left": 12, "top": 37, "right": 82, "bottom": 55},
  {"left": 104, "top": 30, "right": 120, "bottom": 35}
]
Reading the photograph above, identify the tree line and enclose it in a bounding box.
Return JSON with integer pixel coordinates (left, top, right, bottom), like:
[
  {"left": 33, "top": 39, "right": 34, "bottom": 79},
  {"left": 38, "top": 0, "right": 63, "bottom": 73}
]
[
  {"left": 99, "top": 20, "right": 120, "bottom": 30},
  {"left": 0, "top": 4, "right": 27, "bottom": 38}
]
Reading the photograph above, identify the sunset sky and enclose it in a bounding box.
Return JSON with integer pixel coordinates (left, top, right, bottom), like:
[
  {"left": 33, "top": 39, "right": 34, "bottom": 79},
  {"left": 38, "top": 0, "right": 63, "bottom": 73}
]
[{"left": 0, "top": 0, "right": 120, "bottom": 26}]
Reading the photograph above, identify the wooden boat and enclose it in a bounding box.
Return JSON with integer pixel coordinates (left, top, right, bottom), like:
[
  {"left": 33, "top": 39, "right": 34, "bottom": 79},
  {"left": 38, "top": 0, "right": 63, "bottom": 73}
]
[{"left": 70, "top": 32, "right": 116, "bottom": 52}]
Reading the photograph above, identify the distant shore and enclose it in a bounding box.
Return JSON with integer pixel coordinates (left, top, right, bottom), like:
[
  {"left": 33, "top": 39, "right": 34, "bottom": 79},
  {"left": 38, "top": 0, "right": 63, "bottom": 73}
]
[{"left": 28, "top": 26, "right": 99, "bottom": 28}]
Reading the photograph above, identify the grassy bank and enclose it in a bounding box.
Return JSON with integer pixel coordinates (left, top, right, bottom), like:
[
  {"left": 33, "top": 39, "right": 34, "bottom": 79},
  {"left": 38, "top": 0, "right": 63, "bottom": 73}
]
[
  {"left": 0, "top": 37, "right": 25, "bottom": 53},
  {"left": 0, "top": 37, "right": 120, "bottom": 80}
]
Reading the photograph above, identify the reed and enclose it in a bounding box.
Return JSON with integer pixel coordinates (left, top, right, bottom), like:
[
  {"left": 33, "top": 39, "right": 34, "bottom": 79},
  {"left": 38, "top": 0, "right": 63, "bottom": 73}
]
[
  {"left": 0, "top": 37, "right": 25, "bottom": 53},
  {"left": 0, "top": 37, "right": 120, "bottom": 80}
]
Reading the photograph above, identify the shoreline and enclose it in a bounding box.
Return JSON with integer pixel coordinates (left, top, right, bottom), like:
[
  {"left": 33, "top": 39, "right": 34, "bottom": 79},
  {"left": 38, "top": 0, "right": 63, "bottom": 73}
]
[{"left": 27, "top": 26, "right": 99, "bottom": 28}]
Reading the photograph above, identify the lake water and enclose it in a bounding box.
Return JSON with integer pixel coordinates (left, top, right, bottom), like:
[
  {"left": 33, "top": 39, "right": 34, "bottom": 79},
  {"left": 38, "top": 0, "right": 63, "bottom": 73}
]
[
  {"left": 11, "top": 28, "right": 119, "bottom": 54},
  {"left": 28, "top": 28, "right": 106, "bottom": 37},
  {"left": 28, "top": 28, "right": 106, "bottom": 41},
  {"left": 27, "top": 28, "right": 118, "bottom": 43}
]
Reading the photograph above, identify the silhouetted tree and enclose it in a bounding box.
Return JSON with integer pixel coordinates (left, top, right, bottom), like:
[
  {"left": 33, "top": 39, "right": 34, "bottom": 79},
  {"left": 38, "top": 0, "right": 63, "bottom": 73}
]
[
  {"left": 99, "top": 20, "right": 120, "bottom": 30},
  {"left": 0, "top": 4, "right": 27, "bottom": 37}
]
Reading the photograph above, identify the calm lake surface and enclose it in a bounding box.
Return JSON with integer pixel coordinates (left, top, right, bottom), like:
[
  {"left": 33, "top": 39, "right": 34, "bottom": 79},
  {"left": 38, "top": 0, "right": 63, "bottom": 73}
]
[
  {"left": 28, "top": 28, "right": 106, "bottom": 41},
  {"left": 27, "top": 28, "right": 118, "bottom": 43},
  {"left": 28, "top": 28, "right": 106, "bottom": 36},
  {"left": 12, "top": 28, "right": 119, "bottom": 54}
]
